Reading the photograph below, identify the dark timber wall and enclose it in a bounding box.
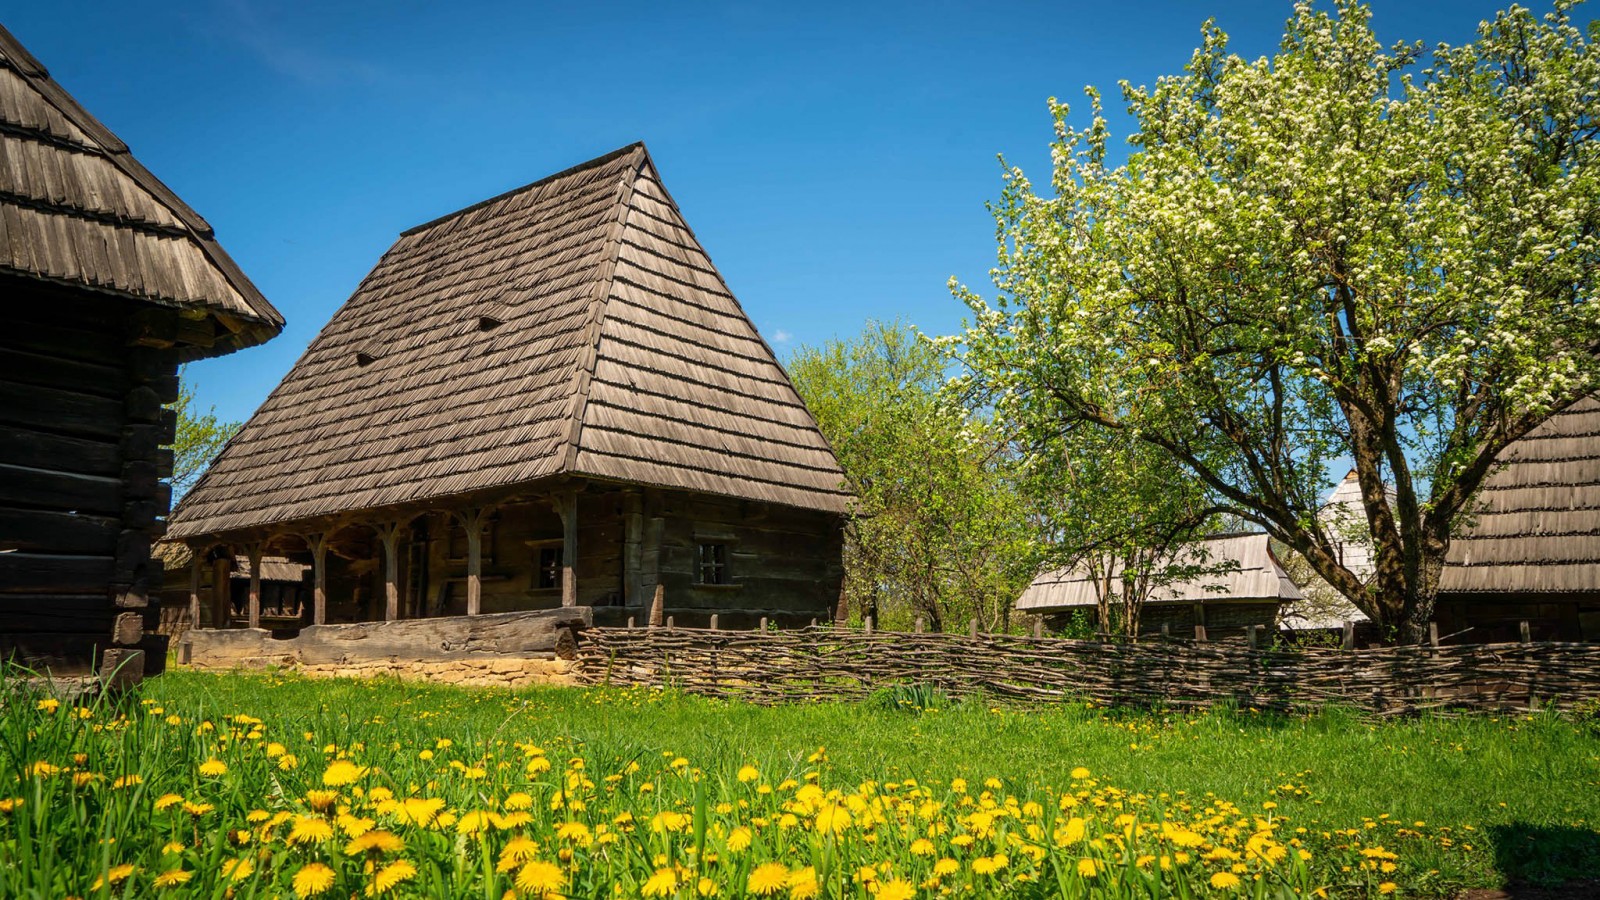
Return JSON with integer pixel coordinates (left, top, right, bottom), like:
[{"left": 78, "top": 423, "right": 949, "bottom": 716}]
[{"left": 0, "top": 282, "right": 177, "bottom": 676}]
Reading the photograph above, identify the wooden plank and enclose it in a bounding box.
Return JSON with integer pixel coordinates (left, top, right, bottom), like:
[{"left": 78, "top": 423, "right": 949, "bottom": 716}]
[
  {"left": 0, "top": 380, "right": 124, "bottom": 440},
  {"left": 0, "top": 347, "right": 128, "bottom": 399},
  {"left": 0, "top": 552, "right": 115, "bottom": 593},
  {"left": 0, "top": 506, "right": 118, "bottom": 554},
  {"left": 0, "top": 426, "right": 120, "bottom": 477}
]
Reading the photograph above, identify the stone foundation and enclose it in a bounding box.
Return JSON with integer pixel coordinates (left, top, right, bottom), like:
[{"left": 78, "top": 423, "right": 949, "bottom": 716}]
[{"left": 180, "top": 607, "right": 589, "bottom": 688}]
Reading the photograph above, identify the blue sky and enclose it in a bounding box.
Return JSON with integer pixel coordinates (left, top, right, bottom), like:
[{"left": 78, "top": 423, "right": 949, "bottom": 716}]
[{"left": 7, "top": 1, "right": 1534, "bottom": 424}]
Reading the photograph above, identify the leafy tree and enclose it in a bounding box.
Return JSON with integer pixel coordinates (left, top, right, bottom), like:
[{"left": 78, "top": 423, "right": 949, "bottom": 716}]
[
  {"left": 952, "top": 1, "right": 1600, "bottom": 642},
  {"left": 170, "top": 368, "right": 240, "bottom": 498},
  {"left": 789, "top": 323, "right": 1035, "bottom": 632}
]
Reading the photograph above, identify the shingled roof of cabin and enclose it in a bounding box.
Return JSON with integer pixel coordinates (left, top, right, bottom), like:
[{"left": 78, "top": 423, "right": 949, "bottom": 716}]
[
  {"left": 0, "top": 24, "right": 282, "bottom": 352},
  {"left": 1441, "top": 394, "right": 1600, "bottom": 594},
  {"left": 168, "top": 143, "right": 849, "bottom": 538}
]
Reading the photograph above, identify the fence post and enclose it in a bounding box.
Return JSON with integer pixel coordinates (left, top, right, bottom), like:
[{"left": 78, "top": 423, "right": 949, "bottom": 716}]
[
  {"left": 969, "top": 619, "right": 979, "bottom": 640},
  {"left": 709, "top": 614, "right": 719, "bottom": 631},
  {"left": 649, "top": 584, "right": 665, "bottom": 628},
  {"left": 627, "top": 616, "right": 635, "bottom": 629},
  {"left": 1341, "top": 620, "right": 1356, "bottom": 650},
  {"left": 1033, "top": 618, "right": 1043, "bottom": 639},
  {"left": 1247, "top": 624, "right": 1258, "bottom": 651},
  {"left": 759, "top": 616, "right": 769, "bottom": 632},
  {"left": 667, "top": 615, "right": 675, "bottom": 629},
  {"left": 1520, "top": 620, "right": 1532, "bottom": 643},
  {"left": 914, "top": 617, "right": 926, "bottom": 634},
  {"left": 1428, "top": 622, "right": 1439, "bottom": 648},
  {"left": 864, "top": 616, "right": 874, "bottom": 634},
  {"left": 1161, "top": 623, "right": 1170, "bottom": 641},
  {"left": 810, "top": 618, "right": 817, "bottom": 628},
  {"left": 1193, "top": 625, "right": 1207, "bottom": 642}
]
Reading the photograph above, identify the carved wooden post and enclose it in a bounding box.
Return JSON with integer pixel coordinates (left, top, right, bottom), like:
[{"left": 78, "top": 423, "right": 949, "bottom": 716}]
[
  {"left": 709, "top": 614, "right": 719, "bottom": 630},
  {"left": 556, "top": 491, "right": 578, "bottom": 608},
  {"left": 246, "top": 543, "right": 263, "bottom": 630},
  {"left": 454, "top": 508, "right": 488, "bottom": 616},
  {"left": 1341, "top": 620, "right": 1356, "bottom": 650},
  {"left": 1428, "top": 622, "right": 1440, "bottom": 648},
  {"left": 376, "top": 523, "right": 402, "bottom": 622},
  {"left": 308, "top": 533, "right": 329, "bottom": 626},
  {"left": 187, "top": 554, "right": 202, "bottom": 633},
  {"left": 968, "top": 618, "right": 979, "bottom": 640},
  {"left": 211, "top": 552, "right": 231, "bottom": 628}
]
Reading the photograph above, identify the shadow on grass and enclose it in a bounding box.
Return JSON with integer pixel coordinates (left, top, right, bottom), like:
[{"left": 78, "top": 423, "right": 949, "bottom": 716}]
[{"left": 1482, "top": 823, "right": 1600, "bottom": 896}]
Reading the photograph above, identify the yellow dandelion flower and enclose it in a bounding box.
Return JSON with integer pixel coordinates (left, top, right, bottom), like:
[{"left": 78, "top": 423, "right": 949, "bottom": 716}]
[
  {"left": 749, "top": 862, "right": 790, "bottom": 895},
  {"left": 910, "top": 838, "right": 934, "bottom": 856},
  {"left": 339, "top": 814, "right": 376, "bottom": 837},
  {"left": 92, "top": 863, "right": 136, "bottom": 890},
  {"left": 198, "top": 758, "right": 228, "bottom": 777},
  {"left": 932, "top": 858, "right": 959, "bottom": 877},
  {"left": 112, "top": 774, "right": 143, "bottom": 789},
  {"left": 642, "top": 867, "right": 678, "bottom": 897},
  {"left": 1076, "top": 858, "right": 1100, "bottom": 878},
  {"left": 1378, "top": 885, "right": 1398, "bottom": 896},
  {"left": 1070, "top": 767, "right": 1091, "bottom": 780},
  {"left": 1210, "top": 871, "right": 1241, "bottom": 889},
  {"left": 182, "top": 801, "right": 214, "bottom": 816},
  {"left": 161, "top": 841, "right": 184, "bottom": 855},
  {"left": 498, "top": 836, "right": 541, "bottom": 872},
  {"left": 504, "top": 792, "right": 534, "bottom": 811},
  {"left": 36, "top": 698, "right": 59, "bottom": 713},
  {"left": 367, "top": 859, "right": 416, "bottom": 894},
  {"left": 457, "top": 810, "right": 491, "bottom": 835},
  {"left": 223, "top": 857, "right": 255, "bottom": 882},
  {"left": 877, "top": 879, "right": 915, "bottom": 900},
  {"left": 293, "top": 862, "right": 336, "bottom": 898},
  {"left": 395, "top": 797, "right": 444, "bottom": 826},
  {"left": 814, "top": 804, "right": 851, "bottom": 834},
  {"left": 556, "top": 821, "right": 592, "bottom": 844},
  {"left": 279, "top": 753, "right": 300, "bottom": 771},
  {"left": 153, "top": 868, "right": 191, "bottom": 889},
  {"left": 322, "top": 760, "right": 367, "bottom": 786},
  {"left": 788, "top": 867, "right": 819, "bottom": 900},
  {"left": 154, "top": 793, "right": 184, "bottom": 811},
  {"left": 651, "top": 810, "right": 691, "bottom": 833},
  {"left": 727, "top": 826, "right": 753, "bottom": 852},
  {"left": 345, "top": 829, "right": 404, "bottom": 856},
  {"left": 289, "top": 815, "right": 335, "bottom": 844},
  {"left": 738, "top": 765, "right": 761, "bottom": 783},
  {"left": 515, "top": 860, "right": 564, "bottom": 894}
]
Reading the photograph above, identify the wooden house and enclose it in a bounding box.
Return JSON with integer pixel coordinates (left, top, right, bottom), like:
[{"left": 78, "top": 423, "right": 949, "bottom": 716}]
[
  {"left": 1017, "top": 533, "right": 1302, "bottom": 638},
  {"left": 1438, "top": 395, "right": 1600, "bottom": 642},
  {"left": 0, "top": 25, "right": 283, "bottom": 677},
  {"left": 167, "top": 143, "right": 849, "bottom": 633}
]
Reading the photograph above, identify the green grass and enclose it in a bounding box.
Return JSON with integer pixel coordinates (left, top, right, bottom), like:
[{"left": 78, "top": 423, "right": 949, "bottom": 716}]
[{"left": 3, "top": 669, "right": 1597, "bottom": 898}]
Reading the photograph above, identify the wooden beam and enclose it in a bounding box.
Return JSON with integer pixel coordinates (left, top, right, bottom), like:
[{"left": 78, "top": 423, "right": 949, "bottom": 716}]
[
  {"left": 211, "top": 553, "right": 231, "bottom": 629},
  {"left": 622, "top": 490, "right": 643, "bottom": 608},
  {"left": 309, "top": 534, "right": 328, "bottom": 626},
  {"left": 556, "top": 491, "right": 578, "bottom": 608},
  {"left": 187, "top": 555, "right": 202, "bottom": 633},
  {"left": 454, "top": 508, "right": 489, "bottom": 617},
  {"left": 376, "top": 523, "right": 402, "bottom": 622},
  {"left": 246, "top": 543, "right": 263, "bottom": 630}
]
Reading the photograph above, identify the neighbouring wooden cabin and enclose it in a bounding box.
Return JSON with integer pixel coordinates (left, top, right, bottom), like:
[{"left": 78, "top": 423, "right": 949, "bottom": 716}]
[
  {"left": 167, "top": 143, "right": 849, "bottom": 634},
  {"left": 0, "top": 24, "right": 283, "bottom": 678},
  {"left": 1017, "top": 533, "right": 1303, "bottom": 639},
  {"left": 1438, "top": 395, "right": 1600, "bottom": 642}
]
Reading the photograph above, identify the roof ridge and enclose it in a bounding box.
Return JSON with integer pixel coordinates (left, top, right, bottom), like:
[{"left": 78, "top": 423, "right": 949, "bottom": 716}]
[
  {"left": 560, "top": 145, "right": 648, "bottom": 471},
  {"left": 400, "top": 142, "right": 646, "bottom": 238}
]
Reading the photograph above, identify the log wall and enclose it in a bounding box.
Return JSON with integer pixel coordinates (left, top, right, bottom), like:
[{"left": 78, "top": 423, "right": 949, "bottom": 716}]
[
  {"left": 578, "top": 625, "right": 1600, "bottom": 715},
  {"left": 0, "top": 284, "right": 177, "bottom": 678}
]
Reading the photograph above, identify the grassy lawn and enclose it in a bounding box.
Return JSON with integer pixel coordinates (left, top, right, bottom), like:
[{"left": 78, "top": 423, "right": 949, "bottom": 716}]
[{"left": 2, "top": 669, "right": 1596, "bottom": 898}]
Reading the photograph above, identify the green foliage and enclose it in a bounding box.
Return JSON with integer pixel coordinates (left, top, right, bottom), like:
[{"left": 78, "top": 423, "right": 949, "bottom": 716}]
[
  {"left": 869, "top": 682, "right": 957, "bottom": 714},
  {"left": 789, "top": 322, "right": 1036, "bottom": 632},
  {"left": 951, "top": 1, "right": 1600, "bottom": 642},
  {"left": 169, "top": 367, "right": 240, "bottom": 498}
]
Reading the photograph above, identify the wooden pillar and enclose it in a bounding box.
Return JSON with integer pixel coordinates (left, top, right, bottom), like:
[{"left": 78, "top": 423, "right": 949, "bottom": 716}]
[
  {"left": 187, "top": 555, "right": 202, "bottom": 632},
  {"left": 649, "top": 583, "right": 665, "bottom": 627},
  {"left": 455, "top": 509, "right": 488, "bottom": 616},
  {"left": 622, "top": 491, "right": 643, "bottom": 608},
  {"left": 309, "top": 534, "right": 329, "bottom": 626},
  {"left": 211, "top": 552, "right": 231, "bottom": 628},
  {"left": 246, "top": 543, "right": 263, "bottom": 630},
  {"left": 376, "top": 523, "right": 402, "bottom": 622},
  {"left": 556, "top": 491, "right": 578, "bottom": 608}
]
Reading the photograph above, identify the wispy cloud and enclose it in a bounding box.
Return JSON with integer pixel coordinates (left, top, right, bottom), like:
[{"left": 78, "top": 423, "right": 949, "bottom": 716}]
[
  {"left": 771, "top": 329, "right": 792, "bottom": 345},
  {"left": 198, "top": 0, "right": 389, "bottom": 87}
]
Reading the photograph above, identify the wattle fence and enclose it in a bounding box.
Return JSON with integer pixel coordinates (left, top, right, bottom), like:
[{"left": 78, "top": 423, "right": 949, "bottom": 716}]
[{"left": 576, "top": 625, "right": 1600, "bottom": 715}]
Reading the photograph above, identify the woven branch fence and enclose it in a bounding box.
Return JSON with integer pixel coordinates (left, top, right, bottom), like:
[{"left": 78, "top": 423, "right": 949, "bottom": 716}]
[{"left": 576, "top": 625, "right": 1600, "bottom": 715}]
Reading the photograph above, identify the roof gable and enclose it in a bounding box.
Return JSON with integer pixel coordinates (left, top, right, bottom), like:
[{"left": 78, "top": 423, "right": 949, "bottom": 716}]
[
  {"left": 169, "top": 144, "right": 847, "bottom": 538},
  {"left": 0, "top": 25, "right": 281, "bottom": 351}
]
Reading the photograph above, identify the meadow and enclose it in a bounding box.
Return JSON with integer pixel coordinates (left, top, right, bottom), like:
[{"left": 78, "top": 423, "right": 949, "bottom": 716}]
[{"left": 1, "top": 670, "right": 1596, "bottom": 899}]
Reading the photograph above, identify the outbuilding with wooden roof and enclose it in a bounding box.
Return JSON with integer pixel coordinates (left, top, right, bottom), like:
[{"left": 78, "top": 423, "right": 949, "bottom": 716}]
[
  {"left": 168, "top": 143, "right": 847, "bottom": 634},
  {"left": 0, "top": 23, "right": 282, "bottom": 678}
]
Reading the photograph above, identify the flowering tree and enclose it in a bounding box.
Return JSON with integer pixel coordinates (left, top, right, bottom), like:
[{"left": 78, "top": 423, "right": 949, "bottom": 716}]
[{"left": 952, "top": 1, "right": 1600, "bottom": 642}]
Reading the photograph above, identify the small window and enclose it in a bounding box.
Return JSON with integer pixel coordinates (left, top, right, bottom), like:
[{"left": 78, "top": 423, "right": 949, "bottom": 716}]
[
  {"left": 537, "top": 547, "right": 562, "bottom": 589},
  {"left": 477, "top": 314, "right": 504, "bottom": 332},
  {"left": 697, "top": 543, "right": 728, "bottom": 585},
  {"left": 355, "top": 350, "right": 378, "bottom": 367}
]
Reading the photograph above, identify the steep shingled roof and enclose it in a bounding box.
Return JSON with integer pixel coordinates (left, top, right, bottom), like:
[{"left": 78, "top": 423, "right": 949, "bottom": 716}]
[
  {"left": 0, "top": 24, "right": 281, "bottom": 352},
  {"left": 1442, "top": 394, "right": 1600, "bottom": 593},
  {"left": 168, "top": 143, "right": 848, "bottom": 538}
]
